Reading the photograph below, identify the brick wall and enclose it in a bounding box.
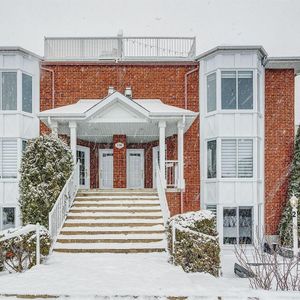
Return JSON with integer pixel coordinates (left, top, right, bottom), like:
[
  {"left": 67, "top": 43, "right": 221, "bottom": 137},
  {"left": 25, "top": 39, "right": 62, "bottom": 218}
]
[
  {"left": 265, "top": 69, "right": 295, "bottom": 235},
  {"left": 40, "top": 62, "right": 200, "bottom": 215},
  {"left": 113, "top": 135, "right": 127, "bottom": 188}
]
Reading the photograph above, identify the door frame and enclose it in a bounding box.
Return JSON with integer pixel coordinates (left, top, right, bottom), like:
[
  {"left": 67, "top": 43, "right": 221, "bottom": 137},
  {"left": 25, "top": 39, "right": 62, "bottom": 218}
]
[
  {"left": 99, "top": 149, "right": 114, "bottom": 189},
  {"left": 126, "top": 149, "right": 144, "bottom": 189},
  {"left": 76, "top": 145, "right": 90, "bottom": 189}
]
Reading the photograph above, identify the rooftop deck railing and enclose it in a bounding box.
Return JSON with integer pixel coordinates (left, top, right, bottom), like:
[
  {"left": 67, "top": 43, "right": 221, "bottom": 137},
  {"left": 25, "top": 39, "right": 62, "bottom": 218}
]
[{"left": 44, "top": 36, "right": 196, "bottom": 61}]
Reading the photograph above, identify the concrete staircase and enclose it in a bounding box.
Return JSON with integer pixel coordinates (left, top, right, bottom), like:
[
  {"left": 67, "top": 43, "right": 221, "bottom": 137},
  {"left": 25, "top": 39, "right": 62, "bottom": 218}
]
[{"left": 53, "top": 189, "right": 166, "bottom": 253}]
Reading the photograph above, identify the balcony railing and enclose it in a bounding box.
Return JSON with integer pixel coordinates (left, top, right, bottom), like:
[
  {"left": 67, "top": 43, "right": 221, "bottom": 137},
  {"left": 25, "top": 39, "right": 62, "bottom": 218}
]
[
  {"left": 44, "top": 36, "right": 196, "bottom": 61},
  {"left": 165, "top": 160, "right": 179, "bottom": 189}
]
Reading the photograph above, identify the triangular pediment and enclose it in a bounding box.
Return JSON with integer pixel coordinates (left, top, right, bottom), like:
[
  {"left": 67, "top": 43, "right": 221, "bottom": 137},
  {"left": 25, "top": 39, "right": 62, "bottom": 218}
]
[{"left": 86, "top": 92, "right": 149, "bottom": 123}]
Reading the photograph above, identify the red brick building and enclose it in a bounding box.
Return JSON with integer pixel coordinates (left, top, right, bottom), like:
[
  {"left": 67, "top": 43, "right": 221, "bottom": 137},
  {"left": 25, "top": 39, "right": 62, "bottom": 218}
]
[{"left": 37, "top": 38, "right": 299, "bottom": 247}]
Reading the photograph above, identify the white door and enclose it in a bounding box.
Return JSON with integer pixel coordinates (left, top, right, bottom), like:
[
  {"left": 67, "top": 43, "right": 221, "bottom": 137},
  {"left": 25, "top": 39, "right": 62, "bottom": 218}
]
[
  {"left": 99, "top": 149, "right": 114, "bottom": 189},
  {"left": 127, "top": 149, "right": 144, "bottom": 189},
  {"left": 76, "top": 146, "right": 90, "bottom": 189}
]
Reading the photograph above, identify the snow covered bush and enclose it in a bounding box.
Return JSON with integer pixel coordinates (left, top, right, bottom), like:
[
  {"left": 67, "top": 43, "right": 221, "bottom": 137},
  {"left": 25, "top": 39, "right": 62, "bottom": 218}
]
[
  {"left": 0, "top": 225, "right": 51, "bottom": 273},
  {"left": 19, "top": 135, "right": 73, "bottom": 228},
  {"left": 278, "top": 126, "right": 300, "bottom": 246},
  {"left": 167, "top": 210, "right": 220, "bottom": 277}
]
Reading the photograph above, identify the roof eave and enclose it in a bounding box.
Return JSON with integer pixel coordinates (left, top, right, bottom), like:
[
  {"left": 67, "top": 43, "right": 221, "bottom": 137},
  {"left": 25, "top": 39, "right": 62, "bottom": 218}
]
[{"left": 195, "top": 45, "right": 268, "bottom": 61}]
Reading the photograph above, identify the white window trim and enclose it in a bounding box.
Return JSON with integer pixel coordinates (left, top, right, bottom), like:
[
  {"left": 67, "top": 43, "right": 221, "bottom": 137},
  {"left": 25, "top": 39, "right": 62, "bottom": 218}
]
[{"left": 206, "top": 138, "right": 217, "bottom": 180}]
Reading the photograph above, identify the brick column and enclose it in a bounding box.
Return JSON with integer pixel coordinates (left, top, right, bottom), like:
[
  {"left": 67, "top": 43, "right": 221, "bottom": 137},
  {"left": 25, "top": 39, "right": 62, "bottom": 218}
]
[{"left": 113, "top": 135, "right": 127, "bottom": 188}]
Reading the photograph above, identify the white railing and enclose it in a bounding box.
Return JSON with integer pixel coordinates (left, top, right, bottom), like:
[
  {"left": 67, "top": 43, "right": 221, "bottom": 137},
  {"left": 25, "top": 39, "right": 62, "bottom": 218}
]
[
  {"left": 48, "top": 162, "right": 80, "bottom": 241},
  {"left": 165, "top": 160, "right": 179, "bottom": 189},
  {"left": 156, "top": 162, "right": 170, "bottom": 226},
  {"left": 0, "top": 224, "right": 41, "bottom": 265},
  {"left": 44, "top": 36, "right": 196, "bottom": 61}
]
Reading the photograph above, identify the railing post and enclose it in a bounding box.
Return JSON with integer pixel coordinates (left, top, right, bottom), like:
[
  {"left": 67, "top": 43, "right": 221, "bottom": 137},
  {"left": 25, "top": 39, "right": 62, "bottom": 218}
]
[
  {"left": 36, "top": 223, "right": 40, "bottom": 265},
  {"left": 172, "top": 220, "right": 176, "bottom": 254}
]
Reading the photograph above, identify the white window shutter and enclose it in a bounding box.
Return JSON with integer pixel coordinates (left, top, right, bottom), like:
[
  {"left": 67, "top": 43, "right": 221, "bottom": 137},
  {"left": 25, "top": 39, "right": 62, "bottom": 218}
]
[
  {"left": 221, "top": 139, "right": 237, "bottom": 178},
  {"left": 238, "top": 139, "right": 253, "bottom": 178},
  {"left": 2, "top": 140, "right": 18, "bottom": 178}
]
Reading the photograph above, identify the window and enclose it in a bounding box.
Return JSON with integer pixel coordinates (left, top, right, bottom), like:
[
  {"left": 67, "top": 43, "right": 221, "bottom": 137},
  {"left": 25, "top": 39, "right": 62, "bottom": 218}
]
[
  {"left": 0, "top": 139, "right": 18, "bottom": 178},
  {"left": 22, "top": 140, "right": 28, "bottom": 152},
  {"left": 206, "top": 205, "right": 217, "bottom": 217},
  {"left": 207, "top": 140, "right": 216, "bottom": 178},
  {"left": 223, "top": 206, "right": 252, "bottom": 244},
  {"left": 221, "top": 139, "right": 253, "bottom": 178},
  {"left": 221, "top": 71, "right": 253, "bottom": 110},
  {"left": 22, "top": 73, "right": 32, "bottom": 113},
  {"left": 207, "top": 73, "right": 216, "bottom": 112},
  {"left": 1, "top": 72, "right": 17, "bottom": 110},
  {"left": 2, "top": 207, "right": 16, "bottom": 230}
]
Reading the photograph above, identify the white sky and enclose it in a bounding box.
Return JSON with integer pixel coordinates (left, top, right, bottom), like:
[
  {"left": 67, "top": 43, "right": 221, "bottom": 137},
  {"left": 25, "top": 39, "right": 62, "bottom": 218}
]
[{"left": 0, "top": 0, "right": 299, "bottom": 123}]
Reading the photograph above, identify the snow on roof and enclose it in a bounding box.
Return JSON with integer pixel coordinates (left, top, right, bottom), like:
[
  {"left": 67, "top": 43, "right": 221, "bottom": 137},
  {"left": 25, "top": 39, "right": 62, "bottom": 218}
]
[{"left": 38, "top": 92, "right": 197, "bottom": 118}]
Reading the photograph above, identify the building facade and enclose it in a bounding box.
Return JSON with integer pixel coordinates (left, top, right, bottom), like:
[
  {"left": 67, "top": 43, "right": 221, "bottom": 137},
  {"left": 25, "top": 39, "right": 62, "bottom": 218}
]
[
  {"left": 0, "top": 37, "right": 299, "bottom": 248},
  {"left": 0, "top": 47, "right": 41, "bottom": 231}
]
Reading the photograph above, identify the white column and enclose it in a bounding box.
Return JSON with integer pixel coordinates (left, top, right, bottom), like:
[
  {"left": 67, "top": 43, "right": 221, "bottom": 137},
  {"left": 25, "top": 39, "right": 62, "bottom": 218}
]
[
  {"left": 51, "top": 121, "right": 58, "bottom": 137},
  {"left": 159, "top": 121, "right": 166, "bottom": 188},
  {"left": 177, "top": 120, "right": 185, "bottom": 190},
  {"left": 69, "top": 121, "right": 77, "bottom": 163}
]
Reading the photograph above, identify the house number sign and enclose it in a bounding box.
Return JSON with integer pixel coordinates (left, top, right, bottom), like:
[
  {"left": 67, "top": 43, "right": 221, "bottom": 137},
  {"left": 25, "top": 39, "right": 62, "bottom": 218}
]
[{"left": 115, "top": 142, "right": 124, "bottom": 149}]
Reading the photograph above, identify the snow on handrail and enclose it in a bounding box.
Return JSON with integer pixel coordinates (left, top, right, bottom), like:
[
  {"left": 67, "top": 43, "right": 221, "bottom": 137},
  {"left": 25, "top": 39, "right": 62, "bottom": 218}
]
[
  {"left": 48, "top": 162, "right": 79, "bottom": 241},
  {"left": 173, "top": 223, "right": 218, "bottom": 241},
  {"left": 156, "top": 162, "right": 170, "bottom": 226}
]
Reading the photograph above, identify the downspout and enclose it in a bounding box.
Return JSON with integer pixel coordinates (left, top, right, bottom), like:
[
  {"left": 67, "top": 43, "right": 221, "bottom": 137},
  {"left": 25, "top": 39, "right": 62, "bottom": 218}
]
[
  {"left": 41, "top": 67, "right": 55, "bottom": 108},
  {"left": 181, "top": 66, "right": 199, "bottom": 213}
]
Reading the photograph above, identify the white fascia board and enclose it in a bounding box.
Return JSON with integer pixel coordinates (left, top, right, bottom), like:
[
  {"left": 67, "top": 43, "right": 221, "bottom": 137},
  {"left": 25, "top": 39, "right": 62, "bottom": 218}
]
[
  {"left": 37, "top": 112, "right": 86, "bottom": 118},
  {"left": 85, "top": 92, "right": 149, "bottom": 120}
]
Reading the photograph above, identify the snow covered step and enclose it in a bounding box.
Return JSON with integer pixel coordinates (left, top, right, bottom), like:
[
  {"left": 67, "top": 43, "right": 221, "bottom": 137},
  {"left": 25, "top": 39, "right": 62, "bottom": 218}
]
[
  {"left": 60, "top": 225, "right": 165, "bottom": 234},
  {"left": 67, "top": 215, "right": 162, "bottom": 220},
  {"left": 56, "top": 236, "right": 164, "bottom": 244},
  {"left": 76, "top": 195, "right": 158, "bottom": 198},
  {"left": 69, "top": 208, "right": 162, "bottom": 213},
  {"left": 57, "top": 233, "right": 165, "bottom": 240},
  {"left": 53, "top": 241, "right": 166, "bottom": 253},
  {"left": 74, "top": 200, "right": 160, "bottom": 205},
  {"left": 72, "top": 203, "right": 160, "bottom": 207},
  {"left": 68, "top": 211, "right": 162, "bottom": 217}
]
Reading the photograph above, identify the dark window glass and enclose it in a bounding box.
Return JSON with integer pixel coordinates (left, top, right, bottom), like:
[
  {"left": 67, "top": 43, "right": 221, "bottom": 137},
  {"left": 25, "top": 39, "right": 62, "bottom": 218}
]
[
  {"left": 2, "top": 72, "right": 17, "bottom": 110},
  {"left": 207, "top": 140, "right": 216, "bottom": 178},
  {"left": 238, "top": 71, "right": 253, "bottom": 109},
  {"left": 22, "top": 73, "right": 32, "bottom": 113},
  {"left": 2, "top": 207, "right": 15, "bottom": 230},
  {"left": 221, "top": 71, "right": 236, "bottom": 109}
]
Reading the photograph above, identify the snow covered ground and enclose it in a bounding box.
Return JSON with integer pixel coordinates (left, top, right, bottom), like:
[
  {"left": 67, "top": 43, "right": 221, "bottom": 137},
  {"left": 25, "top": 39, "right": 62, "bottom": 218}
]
[{"left": 0, "top": 252, "right": 299, "bottom": 299}]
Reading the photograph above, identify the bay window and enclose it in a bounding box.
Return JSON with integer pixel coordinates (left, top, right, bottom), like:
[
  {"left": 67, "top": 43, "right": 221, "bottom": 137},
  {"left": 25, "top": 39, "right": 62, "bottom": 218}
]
[
  {"left": 221, "top": 70, "right": 253, "bottom": 110},
  {"left": 221, "top": 139, "right": 253, "bottom": 178},
  {"left": 207, "top": 73, "right": 216, "bottom": 112},
  {"left": 223, "top": 206, "right": 253, "bottom": 244}
]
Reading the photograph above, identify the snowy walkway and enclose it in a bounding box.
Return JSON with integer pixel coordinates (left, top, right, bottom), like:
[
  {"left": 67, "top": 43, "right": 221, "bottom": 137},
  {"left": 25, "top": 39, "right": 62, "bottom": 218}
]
[{"left": 0, "top": 253, "right": 299, "bottom": 299}]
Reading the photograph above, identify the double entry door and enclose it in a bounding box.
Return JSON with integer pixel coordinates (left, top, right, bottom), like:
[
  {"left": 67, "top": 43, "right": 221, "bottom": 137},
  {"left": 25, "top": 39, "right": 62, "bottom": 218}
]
[{"left": 99, "top": 149, "right": 144, "bottom": 189}]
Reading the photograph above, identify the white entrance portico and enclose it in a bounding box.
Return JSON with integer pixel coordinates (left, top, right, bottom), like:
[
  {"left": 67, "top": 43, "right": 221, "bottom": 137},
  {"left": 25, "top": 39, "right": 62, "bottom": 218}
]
[{"left": 38, "top": 91, "right": 198, "bottom": 190}]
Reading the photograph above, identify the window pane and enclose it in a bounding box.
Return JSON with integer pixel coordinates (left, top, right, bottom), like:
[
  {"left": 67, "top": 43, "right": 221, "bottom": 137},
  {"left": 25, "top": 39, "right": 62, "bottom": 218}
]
[
  {"left": 22, "top": 74, "right": 32, "bottom": 113},
  {"left": 2, "top": 207, "right": 15, "bottom": 230},
  {"left": 221, "top": 139, "right": 236, "bottom": 178},
  {"left": 207, "top": 73, "right": 216, "bottom": 112},
  {"left": 238, "top": 139, "right": 253, "bottom": 178},
  {"left": 223, "top": 208, "right": 237, "bottom": 244},
  {"left": 207, "top": 140, "right": 216, "bottom": 178},
  {"left": 1, "top": 139, "right": 18, "bottom": 178},
  {"left": 2, "top": 72, "right": 17, "bottom": 110},
  {"left": 239, "top": 207, "right": 252, "bottom": 244},
  {"left": 221, "top": 71, "right": 236, "bottom": 109},
  {"left": 238, "top": 71, "right": 253, "bottom": 109},
  {"left": 22, "top": 140, "right": 27, "bottom": 152}
]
